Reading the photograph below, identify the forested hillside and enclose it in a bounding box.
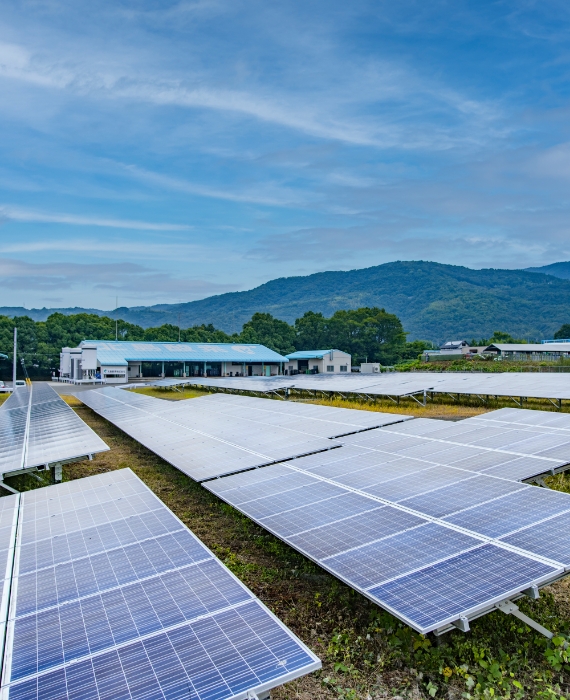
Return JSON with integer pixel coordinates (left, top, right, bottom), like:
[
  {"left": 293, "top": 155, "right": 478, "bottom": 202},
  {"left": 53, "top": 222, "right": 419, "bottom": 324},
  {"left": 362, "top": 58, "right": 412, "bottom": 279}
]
[{"left": 2, "top": 261, "right": 570, "bottom": 342}]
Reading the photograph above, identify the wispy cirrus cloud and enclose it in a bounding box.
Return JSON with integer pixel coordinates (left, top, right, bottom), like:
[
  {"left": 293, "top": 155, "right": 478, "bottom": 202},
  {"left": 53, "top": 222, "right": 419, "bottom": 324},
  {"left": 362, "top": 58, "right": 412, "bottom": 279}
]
[{"left": 0, "top": 205, "right": 190, "bottom": 231}]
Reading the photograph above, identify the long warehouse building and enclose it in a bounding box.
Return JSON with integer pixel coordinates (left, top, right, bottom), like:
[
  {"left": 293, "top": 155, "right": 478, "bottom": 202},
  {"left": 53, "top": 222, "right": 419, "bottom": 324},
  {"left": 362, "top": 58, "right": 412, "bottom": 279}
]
[{"left": 60, "top": 340, "right": 289, "bottom": 383}]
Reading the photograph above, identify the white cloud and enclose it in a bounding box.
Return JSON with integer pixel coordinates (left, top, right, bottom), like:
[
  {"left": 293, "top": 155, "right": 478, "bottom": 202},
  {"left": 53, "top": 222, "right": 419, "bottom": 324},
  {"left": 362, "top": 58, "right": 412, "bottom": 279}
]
[{"left": 0, "top": 205, "right": 190, "bottom": 231}]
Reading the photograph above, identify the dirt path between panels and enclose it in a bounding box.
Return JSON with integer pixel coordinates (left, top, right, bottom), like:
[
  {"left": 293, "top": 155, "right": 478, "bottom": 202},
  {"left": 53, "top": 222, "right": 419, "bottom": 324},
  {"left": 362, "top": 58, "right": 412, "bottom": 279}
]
[{"left": 20, "top": 396, "right": 570, "bottom": 699}]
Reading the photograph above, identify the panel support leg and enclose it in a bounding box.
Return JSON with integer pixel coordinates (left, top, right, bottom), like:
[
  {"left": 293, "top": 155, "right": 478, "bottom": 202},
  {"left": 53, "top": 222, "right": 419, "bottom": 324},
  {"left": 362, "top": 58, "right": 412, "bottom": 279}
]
[
  {"left": 496, "top": 600, "right": 562, "bottom": 642},
  {"left": 0, "top": 480, "right": 18, "bottom": 494},
  {"left": 52, "top": 463, "right": 63, "bottom": 483}
]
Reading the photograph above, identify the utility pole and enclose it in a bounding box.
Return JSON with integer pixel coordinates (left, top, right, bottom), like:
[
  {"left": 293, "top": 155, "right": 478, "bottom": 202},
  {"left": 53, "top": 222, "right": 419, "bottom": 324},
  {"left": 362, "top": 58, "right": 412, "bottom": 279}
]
[
  {"left": 12, "top": 327, "right": 17, "bottom": 388},
  {"left": 115, "top": 296, "right": 118, "bottom": 341},
  {"left": 178, "top": 312, "right": 181, "bottom": 343}
]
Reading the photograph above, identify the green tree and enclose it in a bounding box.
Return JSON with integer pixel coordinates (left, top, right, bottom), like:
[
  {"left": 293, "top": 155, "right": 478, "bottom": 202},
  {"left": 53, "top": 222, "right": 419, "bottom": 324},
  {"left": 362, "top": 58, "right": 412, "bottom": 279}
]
[
  {"left": 294, "top": 307, "right": 407, "bottom": 364},
  {"left": 294, "top": 311, "right": 328, "bottom": 350},
  {"left": 554, "top": 324, "right": 570, "bottom": 339},
  {"left": 239, "top": 313, "right": 296, "bottom": 355}
]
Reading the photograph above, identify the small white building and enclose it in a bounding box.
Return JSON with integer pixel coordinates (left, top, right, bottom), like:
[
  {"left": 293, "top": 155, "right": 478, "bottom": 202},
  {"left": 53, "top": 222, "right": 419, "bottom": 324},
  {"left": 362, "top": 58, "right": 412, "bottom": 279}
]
[
  {"left": 360, "top": 363, "right": 382, "bottom": 374},
  {"left": 285, "top": 349, "right": 351, "bottom": 374}
]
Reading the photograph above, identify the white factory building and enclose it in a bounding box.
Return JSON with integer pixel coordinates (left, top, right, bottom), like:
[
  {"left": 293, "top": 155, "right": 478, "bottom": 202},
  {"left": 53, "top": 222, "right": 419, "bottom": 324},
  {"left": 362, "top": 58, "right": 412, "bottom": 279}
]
[
  {"left": 60, "top": 340, "right": 289, "bottom": 384},
  {"left": 284, "top": 349, "right": 351, "bottom": 374}
]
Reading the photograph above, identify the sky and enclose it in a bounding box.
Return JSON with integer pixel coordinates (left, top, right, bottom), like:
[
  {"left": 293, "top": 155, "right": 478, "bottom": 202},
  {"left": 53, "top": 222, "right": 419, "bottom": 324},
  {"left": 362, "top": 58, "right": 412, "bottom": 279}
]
[{"left": 2, "top": 0, "right": 570, "bottom": 309}]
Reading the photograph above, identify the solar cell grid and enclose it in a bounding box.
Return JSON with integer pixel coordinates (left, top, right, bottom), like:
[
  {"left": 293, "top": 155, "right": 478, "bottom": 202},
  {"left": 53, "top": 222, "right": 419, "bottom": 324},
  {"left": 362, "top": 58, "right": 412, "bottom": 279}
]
[
  {"left": 207, "top": 442, "right": 570, "bottom": 634},
  {"left": 80, "top": 388, "right": 339, "bottom": 481},
  {"left": 287, "top": 506, "right": 426, "bottom": 560},
  {"left": 323, "top": 522, "right": 481, "bottom": 589},
  {"left": 2, "top": 469, "right": 320, "bottom": 699},
  {"left": 368, "top": 544, "right": 558, "bottom": 633},
  {"left": 399, "top": 474, "right": 525, "bottom": 518},
  {"left": 500, "top": 511, "right": 570, "bottom": 565},
  {"left": 23, "top": 385, "right": 108, "bottom": 471},
  {"left": 443, "top": 486, "right": 570, "bottom": 538},
  {"left": 259, "top": 491, "right": 380, "bottom": 538},
  {"left": 361, "top": 465, "right": 473, "bottom": 503}
]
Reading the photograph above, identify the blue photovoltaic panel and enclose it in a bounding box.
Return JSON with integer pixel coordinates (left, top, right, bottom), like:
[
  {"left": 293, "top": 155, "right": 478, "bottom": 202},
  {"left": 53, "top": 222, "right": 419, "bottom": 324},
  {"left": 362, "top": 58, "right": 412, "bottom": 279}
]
[
  {"left": 0, "top": 384, "right": 108, "bottom": 478},
  {"left": 25, "top": 384, "right": 109, "bottom": 470},
  {"left": 399, "top": 474, "right": 525, "bottom": 518},
  {"left": 500, "top": 511, "right": 570, "bottom": 565},
  {"left": 368, "top": 545, "right": 558, "bottom": 633},
  {"left": 442, "top": 487, "right": 570, "bottom": 538},
  {"left": 206, "top": 445, "right": 570, "bottom": 634},
  {"left": 79, "top": 387, "right": 338, "bottom": 481},
  {"left": 322, "top": 523, "right": 481, "bottom": 589},
  {"left": 287, "top": 506, "right": 426, "bottom": 560},
  {"left": 1, "top": 469, "right": 320, "bottom": 699}
]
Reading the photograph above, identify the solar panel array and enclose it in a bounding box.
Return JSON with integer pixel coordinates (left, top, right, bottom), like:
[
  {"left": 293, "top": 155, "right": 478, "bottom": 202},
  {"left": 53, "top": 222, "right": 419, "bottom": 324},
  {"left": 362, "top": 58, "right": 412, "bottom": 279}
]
[
  {"left": 0, "top": 469, "right": 320, "bottom": 699},
  {"left": 205, "top": 445, "right": 569, "bottom": 634},
  {"left": 0, "top": 385, "right": 109, "bottom": 477},
  {"left": 79, "top": 388, "right": 412, "bottom": 481},
  {"left": 341, "top": 410, "right": 570, "bottom": 482},
  {"left": 167, "top": 371, "right": 570, "bottom": 401},
  {"left": 190, "top": 393, "right": 411, "bottom": 437}
]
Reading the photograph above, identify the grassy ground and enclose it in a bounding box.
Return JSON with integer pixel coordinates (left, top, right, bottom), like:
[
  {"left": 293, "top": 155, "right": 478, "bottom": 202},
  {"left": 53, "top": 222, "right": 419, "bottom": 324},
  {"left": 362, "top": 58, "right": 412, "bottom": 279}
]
[{"left": 8, "top": 391, "right": 570, "bottom": 699}]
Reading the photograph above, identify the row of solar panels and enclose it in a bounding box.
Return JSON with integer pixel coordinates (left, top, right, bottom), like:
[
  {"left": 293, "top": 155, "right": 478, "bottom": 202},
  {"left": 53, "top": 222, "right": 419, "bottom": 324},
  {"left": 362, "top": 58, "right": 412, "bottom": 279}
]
[
  {"left": 0, "top": 384, "right": 109, "bottom": 479},
  {"left": 154, "top": 370, "right": 570, "bottom": 401},
  {"left": 0, "top": 469, "right": 321, "bottom": 699},
  {"left": 76, "top": 388, "right": 570, "bottom": 637},
  {"left": 78, "top": 387, "right": 412, "bottom": 481}
]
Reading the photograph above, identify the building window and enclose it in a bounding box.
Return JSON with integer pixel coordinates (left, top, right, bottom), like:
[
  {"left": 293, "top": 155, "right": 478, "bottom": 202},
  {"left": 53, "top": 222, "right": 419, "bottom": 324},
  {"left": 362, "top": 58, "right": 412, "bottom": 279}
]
[
  {"left": 326, "top": 365, "right": 334, "bottom": 372},
  {"left": 340, "top": 365, "right": 348, "bottom": 372}
]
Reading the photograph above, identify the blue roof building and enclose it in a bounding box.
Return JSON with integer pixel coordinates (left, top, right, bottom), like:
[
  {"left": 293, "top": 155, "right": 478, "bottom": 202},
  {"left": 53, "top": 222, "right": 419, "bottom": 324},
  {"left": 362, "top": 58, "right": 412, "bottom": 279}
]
[
  {"left": 60, "top": 341, "right": 288, "bottom": 383},
  {"left": 285, "top": 349, "right": 351, "bottom": 374}
]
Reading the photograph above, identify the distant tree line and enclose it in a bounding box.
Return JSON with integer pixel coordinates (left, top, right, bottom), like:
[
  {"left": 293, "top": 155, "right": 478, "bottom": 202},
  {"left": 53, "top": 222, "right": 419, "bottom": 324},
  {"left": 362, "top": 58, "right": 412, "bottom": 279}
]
[{"left": 0, "top": 308, "right": 433, "bottom": 379}]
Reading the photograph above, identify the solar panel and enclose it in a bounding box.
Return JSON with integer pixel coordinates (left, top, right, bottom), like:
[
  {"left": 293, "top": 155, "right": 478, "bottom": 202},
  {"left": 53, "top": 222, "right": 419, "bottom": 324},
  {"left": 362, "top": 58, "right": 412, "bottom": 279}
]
[
  {"left": 186, "top": 392, "right": 412, "bottom": 436},
  {"left": 0, "top": 385, "right": 109, "bottom": 479},
  {"left": 1, "top": 469, "right": 320, "bottom": 699},
  {"left": 80, "top": 388, "right": 338, "bottom": 481},
  {"left": 341, "top": 415, "right": 570, "bottom": 482},
  {"left": 24, "top": 384, "right": 109, "bottom": 470},
  {"left": 0, "top": 388, "right": 30, "bottom": 474},
  {"left": 204, "top": 446, "right": 568, "bottom": 634}
]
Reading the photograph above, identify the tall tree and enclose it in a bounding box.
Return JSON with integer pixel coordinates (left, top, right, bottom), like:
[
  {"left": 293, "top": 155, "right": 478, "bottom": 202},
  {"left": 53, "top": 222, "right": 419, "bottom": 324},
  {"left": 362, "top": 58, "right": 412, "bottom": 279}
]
[
  {"left": 554, "top": 324, "right": 570, "bottom": 340},
  {"left": 240, "top": 313, "right": 296, "bottom": 355}
]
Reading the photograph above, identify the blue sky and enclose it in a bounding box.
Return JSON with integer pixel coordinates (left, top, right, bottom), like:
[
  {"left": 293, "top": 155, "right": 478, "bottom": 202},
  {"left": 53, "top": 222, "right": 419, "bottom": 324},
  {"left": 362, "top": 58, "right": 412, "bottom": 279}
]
[{"left": 1, "top": 0, "right": 570, "bottom": 309}]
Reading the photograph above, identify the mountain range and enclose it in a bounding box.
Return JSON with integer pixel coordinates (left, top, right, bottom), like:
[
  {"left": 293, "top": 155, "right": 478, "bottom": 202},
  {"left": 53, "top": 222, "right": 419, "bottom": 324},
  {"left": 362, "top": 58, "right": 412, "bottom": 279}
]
[{"left": 2, "top": 261, "right": 570, "bottom": 343}]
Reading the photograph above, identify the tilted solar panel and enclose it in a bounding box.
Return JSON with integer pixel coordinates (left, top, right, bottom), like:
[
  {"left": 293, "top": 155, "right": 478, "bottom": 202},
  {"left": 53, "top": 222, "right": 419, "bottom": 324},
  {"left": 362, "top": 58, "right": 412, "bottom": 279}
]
[
  {"left": 1, "top": 469, "right": 320, "bottom": 700},
  {"left": 341, "top": 414, "right": 570, "bottom": 482},
  {"left": 24, "top": 385, "right": 109, "bottom": 470},
  {"left": 1, "top": 385, "right": 108, "bottom": 479},
  {"left": 79, "top": 388, "right": 340, "bottom": 481},
  {"left": 0, "top": 392, "right": 29, "bottom": 475},
  {"left": 204, "top": 447, "right": 567, "bottom": 635},
  {"left": 185, "top": 392, "right": 412, "bottom": 436}
]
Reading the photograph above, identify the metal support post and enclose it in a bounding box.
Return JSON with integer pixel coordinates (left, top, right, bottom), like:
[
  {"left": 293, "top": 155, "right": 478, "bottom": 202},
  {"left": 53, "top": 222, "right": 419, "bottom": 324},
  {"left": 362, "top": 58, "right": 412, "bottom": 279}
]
[
  {"left": 0, "top": 480, "right": 18, "bottom": 494},
  {"left": 52, "top": 463, "right": 63, "bottom": 483},
  {"left": 496, "top": 600, "right": 560, "bottom": 642},
  {"left": 451, "top": 615, "right": 470, "bottom": 632}
]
